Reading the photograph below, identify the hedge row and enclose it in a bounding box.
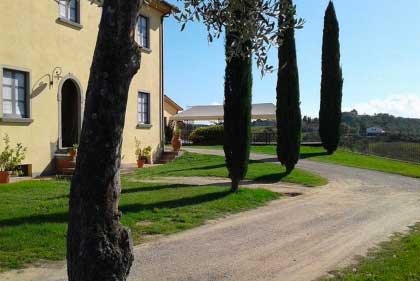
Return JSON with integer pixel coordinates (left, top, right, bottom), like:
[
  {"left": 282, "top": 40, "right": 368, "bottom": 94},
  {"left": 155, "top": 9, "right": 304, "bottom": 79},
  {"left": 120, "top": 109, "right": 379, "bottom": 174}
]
[{"left": 189, "top": 125, "right": 224, "bottom": 145}]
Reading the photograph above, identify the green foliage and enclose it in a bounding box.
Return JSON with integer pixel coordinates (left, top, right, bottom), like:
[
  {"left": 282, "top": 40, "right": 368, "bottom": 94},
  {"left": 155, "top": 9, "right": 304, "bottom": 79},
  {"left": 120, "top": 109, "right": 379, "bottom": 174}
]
[
  {"left": 342, "top": 112, "right": 420, "bottom": 138},
  {"left": 164, "top": 120, "right": 176, "bottom": 143},
  {"left": 134, "top": 137, "right": 152, "bottom": 160},
  {"left": 319, "top": 1, "right": 343, "bottom": 154},
  {"left": 276, "top": 0, "right": 302, "bottom": 174},
  {"left": 0, "top": 179, "right": 279, "bottom": 271},
  {"left": 174, "top": 127, "right": 182, "bottom": 136},
  {"left": 224, "top": 29, "right": 253, "bottom": 192},
  {"left": 68, "top": 143, "right": 78, "bottom": 157},
  {"left": 189, "top": 125, "right": 224, "bottom": 145},
  {"left": 0, "top": 134, "right": 27, "bottom": 172},
  {"left": 174, "top": 0, "right": 304, "bottom": 74}
]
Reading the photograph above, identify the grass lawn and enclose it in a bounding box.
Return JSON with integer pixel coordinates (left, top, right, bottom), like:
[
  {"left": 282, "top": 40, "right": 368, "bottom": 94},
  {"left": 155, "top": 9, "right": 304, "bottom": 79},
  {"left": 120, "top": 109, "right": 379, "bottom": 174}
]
[
  {"left": 0, "top": 179, "right": 279, "bottom": 272},
  {"left": 131, "top": 152, "right": 327, "bottom": 187},
  {"left": 323, "top": 224, "right": 420, "bottom": 281},
  {"left": 187, "top": 145, "right": 420, "bottom": 178}
]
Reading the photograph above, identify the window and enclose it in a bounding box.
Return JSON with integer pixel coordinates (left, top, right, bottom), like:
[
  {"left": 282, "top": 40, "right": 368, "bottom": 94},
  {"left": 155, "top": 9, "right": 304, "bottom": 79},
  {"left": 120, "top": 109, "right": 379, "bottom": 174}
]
[
  {"left": 138, "top": 92, "right": 150, "bottom": 125},
  {"left": 2, "top": 69, "right": 28, "bottom": 119},
  {"left": 59, "top": 0, "right": 79, "bottom": 23},
  {"left": 138, "top": 16, "right": 150, "bottom": 49}
]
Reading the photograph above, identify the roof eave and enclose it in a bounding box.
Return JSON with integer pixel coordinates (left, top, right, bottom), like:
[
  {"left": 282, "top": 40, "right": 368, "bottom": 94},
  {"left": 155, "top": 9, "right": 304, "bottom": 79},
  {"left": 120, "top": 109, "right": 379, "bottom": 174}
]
[
  {"left": 164, "top": 95, "right": 183, "bottom": 111},
  {"left": 147, "top": 0, "right": 179, "bottom": 16}
]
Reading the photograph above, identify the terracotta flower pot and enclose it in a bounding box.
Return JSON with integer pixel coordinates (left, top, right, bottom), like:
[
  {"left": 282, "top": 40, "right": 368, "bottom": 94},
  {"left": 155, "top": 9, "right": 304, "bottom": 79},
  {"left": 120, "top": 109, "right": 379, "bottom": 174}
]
[
  {"left": 69, "top": 150, "right": 77, "bottom": 161},
  {"left": 137, "top": 159, "right": 146, "bottom": 168},
  {"left": 0, "top": 171, "right": 10, "bottom": 184},
  {"left": 171, "top": 134, "right": 181, "bottom": 153}
]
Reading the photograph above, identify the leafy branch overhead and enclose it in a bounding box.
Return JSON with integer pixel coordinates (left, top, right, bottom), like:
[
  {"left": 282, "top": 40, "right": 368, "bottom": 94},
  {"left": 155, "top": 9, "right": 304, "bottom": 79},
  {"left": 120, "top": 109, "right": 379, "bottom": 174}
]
[{"left": 175, "top": 0, "right": 304, "bottom": 74}]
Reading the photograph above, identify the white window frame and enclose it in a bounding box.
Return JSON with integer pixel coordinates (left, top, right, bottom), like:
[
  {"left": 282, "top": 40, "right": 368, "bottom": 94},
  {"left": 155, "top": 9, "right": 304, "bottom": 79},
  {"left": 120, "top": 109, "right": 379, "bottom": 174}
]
[
  {"left": 0, "top": 66, "right": 32, "bottom": 123},
  {"left": 137, "top": 15, "right": 150, "bottom": 50},
  {"left": 138, "top": 91, "right": 151, "bottom": 125},
  {"left": 58, "top": 0, "right": 80, "bottom": 24}
]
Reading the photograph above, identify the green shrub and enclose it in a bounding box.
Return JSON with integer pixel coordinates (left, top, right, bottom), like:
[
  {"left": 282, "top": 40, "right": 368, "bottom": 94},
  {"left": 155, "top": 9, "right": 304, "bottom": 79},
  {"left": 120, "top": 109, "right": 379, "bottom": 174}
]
[
  {"left": 0, "top": 134, "right": 27, "bottom": 172},
  {"left": 189, "top": 125, "right": 224, "bottom": 145}
]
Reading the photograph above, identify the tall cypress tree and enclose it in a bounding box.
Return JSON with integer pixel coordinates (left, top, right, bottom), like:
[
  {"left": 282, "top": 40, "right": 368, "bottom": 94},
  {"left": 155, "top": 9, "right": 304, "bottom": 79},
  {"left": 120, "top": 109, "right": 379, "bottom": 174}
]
[
  {"left": 319, "top": 1, "right": 343, "bottom": 154},
  {"left": 224, "top": 30, "right": 253, "bottom": 193},
  {"left": 276, "top": 0, "right": 302, "bottom": 174}
]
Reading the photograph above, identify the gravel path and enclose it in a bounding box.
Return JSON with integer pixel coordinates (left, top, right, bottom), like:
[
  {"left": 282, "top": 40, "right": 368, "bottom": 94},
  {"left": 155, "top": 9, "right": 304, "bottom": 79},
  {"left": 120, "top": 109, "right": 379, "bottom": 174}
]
[{"left": 2, "top": 148, "right": 420, "bottom": 281}]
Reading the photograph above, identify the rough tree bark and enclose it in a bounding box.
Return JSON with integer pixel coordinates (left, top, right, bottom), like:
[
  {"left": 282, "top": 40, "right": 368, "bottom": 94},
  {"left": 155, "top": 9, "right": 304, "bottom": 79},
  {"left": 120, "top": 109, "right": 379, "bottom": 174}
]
[{"left": 67, "top": 0, "right": 142, "bottom": 280}]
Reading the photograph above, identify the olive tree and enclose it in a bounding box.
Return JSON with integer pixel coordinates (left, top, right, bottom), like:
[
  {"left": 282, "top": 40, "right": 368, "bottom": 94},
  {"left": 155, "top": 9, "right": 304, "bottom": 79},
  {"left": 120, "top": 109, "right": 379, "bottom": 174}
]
[
  {"left": 176, "top": 0, "right": 303, "bottom": 191},
  {"left": 175, "top": 0, "right": 304, "bottom": 74},
  {"left": 67, "top": 0, "right": 303, "bottom": 280}
]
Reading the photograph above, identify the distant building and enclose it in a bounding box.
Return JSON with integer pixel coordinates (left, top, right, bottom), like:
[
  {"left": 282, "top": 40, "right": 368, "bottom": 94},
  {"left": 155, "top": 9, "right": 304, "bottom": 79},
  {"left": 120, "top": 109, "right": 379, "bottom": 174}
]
[
  {"left": 163, "top": 95, "right": 183, "bottom": 126},
  {"left": 366, "top": 127, "right": 386, "bottom": 135}
]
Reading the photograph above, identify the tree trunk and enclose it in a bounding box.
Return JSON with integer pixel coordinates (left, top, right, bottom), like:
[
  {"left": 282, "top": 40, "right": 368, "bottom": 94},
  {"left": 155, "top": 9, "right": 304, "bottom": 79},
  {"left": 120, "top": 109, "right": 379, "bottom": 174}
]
[
  {"left": 230, "top": 178, "right": 240, "bottom": 193},
  {"left": 67, "top": 1, "right": 141, "bottom": 280}
]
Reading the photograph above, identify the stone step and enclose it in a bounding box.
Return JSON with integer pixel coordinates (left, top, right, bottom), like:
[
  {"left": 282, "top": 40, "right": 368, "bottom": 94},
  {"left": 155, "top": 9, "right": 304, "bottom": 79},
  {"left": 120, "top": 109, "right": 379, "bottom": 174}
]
[
  {"left": 55, "top": 153, "right": 76, "bottom": 176},
  {"left": 56, "top": 159, "right": 76, "bottom": 169},
  {"left": 61, "top": 168, "right": 75, "bottom": 175}
]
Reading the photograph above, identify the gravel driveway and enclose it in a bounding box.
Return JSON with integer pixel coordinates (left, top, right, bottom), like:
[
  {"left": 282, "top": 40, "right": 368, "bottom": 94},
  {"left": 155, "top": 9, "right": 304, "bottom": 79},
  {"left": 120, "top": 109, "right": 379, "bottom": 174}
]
[{"left": 2, "top": 148, "right": 420, "bottom": 281}]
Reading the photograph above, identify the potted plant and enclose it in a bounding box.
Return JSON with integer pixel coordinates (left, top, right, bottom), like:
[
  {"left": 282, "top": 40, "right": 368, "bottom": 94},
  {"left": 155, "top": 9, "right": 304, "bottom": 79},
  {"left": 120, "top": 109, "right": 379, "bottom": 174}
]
[
  {"left": 69, "top": 144, "right": 78, "bottom": 161},
  {"left": 135, "top": 138, "right": 152, "bottom": 168},
  {"left": 0, "top": 134, "right": 27, "bottom": 184},
  {"left": 171, "top": 128, "right": 182, "bottom": 153},
  {"left": 143, "top": 146, "right": 152, "bottom": 164}
]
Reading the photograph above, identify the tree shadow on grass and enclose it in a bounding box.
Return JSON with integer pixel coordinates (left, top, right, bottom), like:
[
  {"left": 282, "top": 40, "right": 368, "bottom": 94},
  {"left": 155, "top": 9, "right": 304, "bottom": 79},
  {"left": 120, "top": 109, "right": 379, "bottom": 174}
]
[
  {"left": 134, "top": 164, "right": 227, "bottom": 178},
  {"left": 300, "top": 151, "right": 329, "bottom": 159},
  {"left": 253, "top": 172, "right": 290, "bottom": 183},
  {"left": 0, "top": 189, "right": 231, "bottom": 227},
  {"left": 188, "top": 164, "right": 227, "bottom": 171},
  {"left": 122, "top": 184, "right": 194, "bottom": 194},
  {"left": 48, "top": 184, "right": 196, "bottom": 199},
  {"left": 0, "top": 212, "right": 69, "bottom": 227},
  {"left": 250, "top": 158, "right": 278, "bottom": 163},
  {"left": 120, "top": 190, "right": 230, "bottom": 214}
]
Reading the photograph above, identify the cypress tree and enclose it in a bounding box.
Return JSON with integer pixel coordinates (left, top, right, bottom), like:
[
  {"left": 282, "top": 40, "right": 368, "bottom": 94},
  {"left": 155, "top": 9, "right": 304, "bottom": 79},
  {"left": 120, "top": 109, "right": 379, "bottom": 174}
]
[
  {"left": 224, "top": 30, "right": 253, "bottom": 193},
  {"left": 319, "top": 1, "right": 343, "bottom": 154},
  {"left": 276, "top": 0, "right": 302, "bottom": 174}
]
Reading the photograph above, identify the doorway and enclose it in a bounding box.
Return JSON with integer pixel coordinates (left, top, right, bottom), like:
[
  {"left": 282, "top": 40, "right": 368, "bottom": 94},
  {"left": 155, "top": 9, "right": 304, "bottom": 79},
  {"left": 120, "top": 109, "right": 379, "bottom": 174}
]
[{"left": 59, "top": 78, "right": 82, "bottom": 149}]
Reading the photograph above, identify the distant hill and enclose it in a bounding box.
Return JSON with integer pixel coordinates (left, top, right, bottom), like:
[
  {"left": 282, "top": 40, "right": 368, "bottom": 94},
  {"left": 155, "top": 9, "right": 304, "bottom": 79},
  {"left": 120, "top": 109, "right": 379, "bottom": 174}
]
[{"left": 342, "top": 110, "right": 420, "bottom": 136}]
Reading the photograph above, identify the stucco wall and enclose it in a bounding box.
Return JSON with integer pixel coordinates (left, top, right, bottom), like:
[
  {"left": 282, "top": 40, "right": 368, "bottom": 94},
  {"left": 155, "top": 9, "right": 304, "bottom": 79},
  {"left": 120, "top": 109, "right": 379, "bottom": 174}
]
[
  {"left": 0, "top": 0, "right": 164, "bottom": 175},
  {"left": 164, "top": 104, "right": 179, "bottom": 120}
]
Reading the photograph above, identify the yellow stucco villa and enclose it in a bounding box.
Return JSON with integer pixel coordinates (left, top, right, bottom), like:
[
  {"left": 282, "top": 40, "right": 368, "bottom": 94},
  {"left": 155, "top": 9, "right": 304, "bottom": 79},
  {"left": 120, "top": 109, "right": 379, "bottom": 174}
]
[{"left": 0, "top": 0, "right": 175, "bottom": 176}]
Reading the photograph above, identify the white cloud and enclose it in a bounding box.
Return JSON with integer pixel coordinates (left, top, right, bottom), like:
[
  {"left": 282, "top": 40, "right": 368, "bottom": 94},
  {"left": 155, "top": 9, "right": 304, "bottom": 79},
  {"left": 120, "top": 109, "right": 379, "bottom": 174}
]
[{"left": 345, "top": 93, "right": 420, "bottom": 118}]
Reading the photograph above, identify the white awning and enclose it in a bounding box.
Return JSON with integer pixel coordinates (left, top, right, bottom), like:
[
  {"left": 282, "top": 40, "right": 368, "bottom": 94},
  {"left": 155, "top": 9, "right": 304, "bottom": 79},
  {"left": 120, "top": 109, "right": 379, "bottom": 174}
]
[{"left": 169, "top": 103, "right": 276, "bottom": 121}]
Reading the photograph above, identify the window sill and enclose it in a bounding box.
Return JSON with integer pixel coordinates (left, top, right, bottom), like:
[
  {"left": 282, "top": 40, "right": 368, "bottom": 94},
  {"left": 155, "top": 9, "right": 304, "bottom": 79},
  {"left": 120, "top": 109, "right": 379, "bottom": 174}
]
[
  {"left": 140, "top": 47, "right": 152, "bottom": 54},
  {"left": 136, "top": 124, "right": 152, "bottom": 129},
  {"left": 0, "top": 117, "right": 33, "bottom": 125},
  {"left": 56, "top": 17, "right": 83, "bottom": 30}
]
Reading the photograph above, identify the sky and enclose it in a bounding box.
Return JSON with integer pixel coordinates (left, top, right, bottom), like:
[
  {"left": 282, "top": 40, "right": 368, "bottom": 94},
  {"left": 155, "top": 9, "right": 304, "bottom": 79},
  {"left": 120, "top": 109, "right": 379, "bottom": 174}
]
[{"left": 163, "top": 0, "right": 420, "bottom": 118}]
